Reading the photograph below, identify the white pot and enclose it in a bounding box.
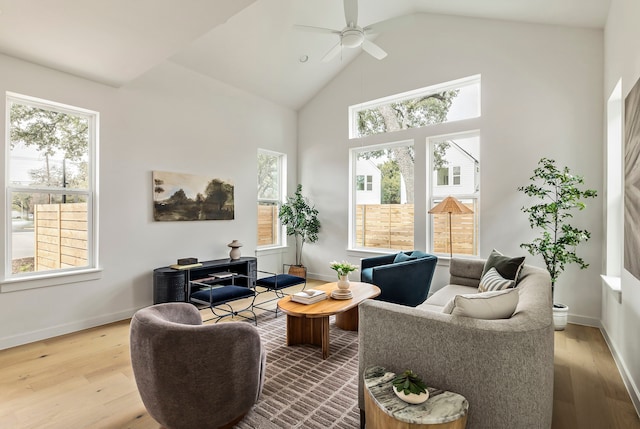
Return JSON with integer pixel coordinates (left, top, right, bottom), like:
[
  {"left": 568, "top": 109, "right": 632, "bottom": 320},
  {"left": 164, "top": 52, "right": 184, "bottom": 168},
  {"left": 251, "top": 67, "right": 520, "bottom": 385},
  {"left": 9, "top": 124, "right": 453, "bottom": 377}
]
[
  {"left": 337, "top": 275, "right": 350, "bottom": 290},
  {"left": 393, "top": 386, "right": 429, "bottom": 404},
  {"left": 553, "top": 303, "right": 569, "bottom": 331}
]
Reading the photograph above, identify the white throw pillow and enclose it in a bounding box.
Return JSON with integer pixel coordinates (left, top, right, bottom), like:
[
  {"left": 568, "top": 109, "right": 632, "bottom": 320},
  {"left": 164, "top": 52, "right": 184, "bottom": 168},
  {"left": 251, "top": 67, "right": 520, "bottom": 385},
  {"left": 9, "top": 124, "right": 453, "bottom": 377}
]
[
  {"left": 442, "top": 289, "right": 519, "bottom": 320},
  {"left": 478, "top": 267, "right": 515, "bottom": 292}
]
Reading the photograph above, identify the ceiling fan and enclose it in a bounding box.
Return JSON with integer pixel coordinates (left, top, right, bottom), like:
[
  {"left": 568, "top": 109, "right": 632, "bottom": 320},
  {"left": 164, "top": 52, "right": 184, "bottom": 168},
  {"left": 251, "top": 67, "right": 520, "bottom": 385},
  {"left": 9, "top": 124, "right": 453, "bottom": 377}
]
[{"left": 296, "top": 0, "right": 388, "bottom": 62}]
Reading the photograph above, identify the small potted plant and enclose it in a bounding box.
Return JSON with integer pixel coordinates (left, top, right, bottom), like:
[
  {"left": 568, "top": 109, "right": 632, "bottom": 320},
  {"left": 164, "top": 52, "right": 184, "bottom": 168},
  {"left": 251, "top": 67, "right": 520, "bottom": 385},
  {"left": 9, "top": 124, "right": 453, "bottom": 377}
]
[
  {"left": 329, "top": 260, "right": 358, "bottom": 284},
  {"left": 392, "top": 370, "right": 429, "bottom": 404},
  {"left": 279, "top": 184, "right": 321, "bottom": 277}
]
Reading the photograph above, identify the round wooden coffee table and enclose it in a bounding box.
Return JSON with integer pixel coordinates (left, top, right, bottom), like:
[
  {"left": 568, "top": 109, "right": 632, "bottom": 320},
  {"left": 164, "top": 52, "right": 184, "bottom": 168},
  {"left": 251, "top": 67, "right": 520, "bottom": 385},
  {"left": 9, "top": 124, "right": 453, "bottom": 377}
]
[{"left": 277, "top": 281, "right": 380, "bottom": 359}]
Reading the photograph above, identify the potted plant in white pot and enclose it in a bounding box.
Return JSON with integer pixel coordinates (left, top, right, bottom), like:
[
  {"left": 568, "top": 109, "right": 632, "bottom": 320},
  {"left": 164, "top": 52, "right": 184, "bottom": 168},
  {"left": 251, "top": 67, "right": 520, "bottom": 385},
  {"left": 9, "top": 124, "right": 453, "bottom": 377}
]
[
  {"left": 279, "top": 184, "right": 321, "bottom": 277},
  {"left": 392, "top": 370, "right": 429, "bottom": 404},
  {"left": 518, "top": 158, "right": 597, "bottom": 330}
]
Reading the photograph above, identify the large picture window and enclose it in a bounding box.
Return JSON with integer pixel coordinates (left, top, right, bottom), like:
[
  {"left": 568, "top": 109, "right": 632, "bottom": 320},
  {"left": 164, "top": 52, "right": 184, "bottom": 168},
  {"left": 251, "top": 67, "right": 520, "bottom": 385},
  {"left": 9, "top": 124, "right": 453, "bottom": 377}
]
[
  {"left": 429, "top": 134, "right": 480, "bottom": 256},
  {"left": 349, "top": 75, "right": 481, "bottom": 256},
  {"left": 6, "top": 93, "right": 98, "bottom": 279},
  {"left": 257, "top": 150, "right": 285, "bottom": 248},
  {"left": 352, "top": 141, "right": 414, "bottom": 250}
]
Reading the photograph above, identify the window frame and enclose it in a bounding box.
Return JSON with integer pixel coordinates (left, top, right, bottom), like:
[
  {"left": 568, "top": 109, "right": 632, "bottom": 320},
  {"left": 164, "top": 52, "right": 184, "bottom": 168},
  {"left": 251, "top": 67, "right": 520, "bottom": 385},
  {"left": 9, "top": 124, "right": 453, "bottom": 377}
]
[
  {"left": 257, "top": 149, "right": 286, "bottom": 249},
  {"left": 428, "top": 132, "right": 480, "bottom": 257},
  {"left": 4, "top": 92, "right": 99, "bottom": 285},
  {"left": 348, "top": 74, "right": 481, "bottom": 139},
  {"left": 349, "top": 139, "right": 415, "bottom": 252}
]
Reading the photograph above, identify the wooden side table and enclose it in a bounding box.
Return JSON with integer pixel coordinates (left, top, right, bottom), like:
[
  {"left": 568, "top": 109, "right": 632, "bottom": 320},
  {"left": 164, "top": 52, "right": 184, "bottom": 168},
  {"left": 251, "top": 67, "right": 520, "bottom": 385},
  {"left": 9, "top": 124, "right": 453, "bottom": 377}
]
[{"left": 364, "top": 366, "right": 468, "bottom": 429}]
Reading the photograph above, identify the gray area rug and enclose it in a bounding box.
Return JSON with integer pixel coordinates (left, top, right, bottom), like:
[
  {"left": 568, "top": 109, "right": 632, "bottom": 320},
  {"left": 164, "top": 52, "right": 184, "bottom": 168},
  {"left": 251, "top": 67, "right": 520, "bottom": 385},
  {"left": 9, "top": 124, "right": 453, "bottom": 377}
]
[{"left": 234, "top": 313, "right": 360, "bottom": 429}]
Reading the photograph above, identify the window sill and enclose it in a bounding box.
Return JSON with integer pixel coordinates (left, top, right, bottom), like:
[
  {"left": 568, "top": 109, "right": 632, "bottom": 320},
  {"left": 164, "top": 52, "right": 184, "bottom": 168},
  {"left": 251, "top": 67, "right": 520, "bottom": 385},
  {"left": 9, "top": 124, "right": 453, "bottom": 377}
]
[
  {"left": 601, "top": 275, "right": 622, "bottom": 303},
  {"left": 255, "top": 246, "right": 288, "bottom": 256},
  {"left": 1, "top": 268, "right": 103, "bottom": 293}
]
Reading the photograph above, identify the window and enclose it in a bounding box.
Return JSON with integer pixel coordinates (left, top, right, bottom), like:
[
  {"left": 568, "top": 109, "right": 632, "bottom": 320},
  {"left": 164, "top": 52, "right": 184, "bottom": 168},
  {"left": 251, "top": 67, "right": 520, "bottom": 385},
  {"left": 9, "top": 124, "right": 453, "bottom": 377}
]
[
  {"left": 257, "top": 150, "right": 285, "bottom": 247},
  {"left": 605, "top": 80, "right": 623, "bottom": 276},
  {"left": 6, "top": 92, "right": 98, "bottom": 279},
  {"left": 351, "top": 141, "right": 414, "bottom": 250},
  {"left": 349, "top": 75, "right": 480, "bottom": 139},
  {"left": 429, "top": 134, "right": 480, "bottom": 256},
  {"left": 437, "top": 168, "right": 449, "bottom": 186},
  {"left": 453, "top": 166, "right": 461, "bottom": 185},
  {"left": 357, "top": 175, "right": 373, "bottom": 191},
  {"left": 349, "top": 75, "right": 481, "bottom": 256}
]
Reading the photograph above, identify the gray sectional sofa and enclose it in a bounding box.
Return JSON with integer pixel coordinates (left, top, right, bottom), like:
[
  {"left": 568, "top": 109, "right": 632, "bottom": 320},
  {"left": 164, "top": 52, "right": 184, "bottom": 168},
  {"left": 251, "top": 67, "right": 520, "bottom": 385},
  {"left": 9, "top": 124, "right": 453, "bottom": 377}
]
[{"left": 358, "top": 257, "right": 554, "bottom": 429}]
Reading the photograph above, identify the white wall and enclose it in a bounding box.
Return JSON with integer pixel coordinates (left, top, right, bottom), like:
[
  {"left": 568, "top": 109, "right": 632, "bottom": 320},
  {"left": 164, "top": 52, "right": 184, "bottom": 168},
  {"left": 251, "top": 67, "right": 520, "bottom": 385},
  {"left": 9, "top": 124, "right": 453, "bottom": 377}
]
[
  {"left": 298, "top": 14, "right": 604, "bottom": 320},
  {"left": 602, "top": 0, "right": 640, "bottom": 412},
  {"left": 0, "top": 54, "right": 298, "bottom": 349}
]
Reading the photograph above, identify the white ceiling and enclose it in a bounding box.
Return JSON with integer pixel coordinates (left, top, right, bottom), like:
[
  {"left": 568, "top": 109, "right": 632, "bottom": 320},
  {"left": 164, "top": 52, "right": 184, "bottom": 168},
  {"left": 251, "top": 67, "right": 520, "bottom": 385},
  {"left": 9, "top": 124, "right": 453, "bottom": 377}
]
[{"left": 0, "top": 0, "right": 611, "bottom": 109}]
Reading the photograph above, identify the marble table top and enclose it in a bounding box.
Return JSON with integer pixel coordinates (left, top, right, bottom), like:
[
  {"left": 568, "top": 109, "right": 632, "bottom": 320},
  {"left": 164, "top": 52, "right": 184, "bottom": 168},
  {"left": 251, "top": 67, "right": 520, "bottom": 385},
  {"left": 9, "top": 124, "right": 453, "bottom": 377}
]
[{"left": 364, "top": 366, "right": 469, "bottom": 425}]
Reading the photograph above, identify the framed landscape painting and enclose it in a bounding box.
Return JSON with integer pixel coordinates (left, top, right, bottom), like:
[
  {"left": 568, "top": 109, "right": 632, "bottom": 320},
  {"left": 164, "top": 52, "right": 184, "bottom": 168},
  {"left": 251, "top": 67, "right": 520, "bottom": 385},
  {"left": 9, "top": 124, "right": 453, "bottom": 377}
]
[
  {"left": 624, "top": 77, "right": 640, "bottom": 280},
  {"left": 152, "top": 171, "right": 234, "bottom": 221}
]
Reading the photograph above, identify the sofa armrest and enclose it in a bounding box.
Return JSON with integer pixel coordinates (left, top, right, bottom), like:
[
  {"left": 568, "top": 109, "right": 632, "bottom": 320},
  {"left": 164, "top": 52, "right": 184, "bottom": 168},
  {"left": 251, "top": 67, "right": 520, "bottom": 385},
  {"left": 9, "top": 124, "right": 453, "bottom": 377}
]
[{"left": 358, "top": 299, "right": 553, "bottom": 429}]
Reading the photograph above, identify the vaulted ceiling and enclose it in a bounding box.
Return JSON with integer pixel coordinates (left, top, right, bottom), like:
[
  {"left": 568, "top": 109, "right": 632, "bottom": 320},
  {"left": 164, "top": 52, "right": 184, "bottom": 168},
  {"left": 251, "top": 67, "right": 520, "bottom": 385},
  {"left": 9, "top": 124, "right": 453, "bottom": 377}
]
[{"left": 0, "top": 0, "right": 611, "bottom": 109}]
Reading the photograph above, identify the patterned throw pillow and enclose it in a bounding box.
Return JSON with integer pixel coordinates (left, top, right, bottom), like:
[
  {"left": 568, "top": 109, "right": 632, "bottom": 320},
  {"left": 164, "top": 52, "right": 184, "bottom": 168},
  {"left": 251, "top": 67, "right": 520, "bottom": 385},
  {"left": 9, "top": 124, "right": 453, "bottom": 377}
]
[
  {"left": 481, "top": 249, "right": 525, "bottom": 282},
  {"left": 478, "top": 267, "right": 515, "bottom": 292}
]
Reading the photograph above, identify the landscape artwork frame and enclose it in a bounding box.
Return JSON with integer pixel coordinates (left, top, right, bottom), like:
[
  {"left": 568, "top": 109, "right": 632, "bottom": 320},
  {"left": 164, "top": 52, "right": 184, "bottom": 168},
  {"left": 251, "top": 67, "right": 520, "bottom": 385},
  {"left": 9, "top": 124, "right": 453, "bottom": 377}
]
[
  {"left": 152, "top": 171, "right": 234, "bottom": 221},
  {"left": 624, "top": 76, "right": 640, "bottom": 281}
]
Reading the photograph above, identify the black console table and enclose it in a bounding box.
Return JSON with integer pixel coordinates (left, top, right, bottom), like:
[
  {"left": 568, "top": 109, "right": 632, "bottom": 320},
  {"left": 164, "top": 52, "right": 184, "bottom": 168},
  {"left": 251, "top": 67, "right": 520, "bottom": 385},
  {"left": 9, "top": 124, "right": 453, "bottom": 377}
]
[{"left": 153, "top": 257, "right": 257, "bottom": 304}]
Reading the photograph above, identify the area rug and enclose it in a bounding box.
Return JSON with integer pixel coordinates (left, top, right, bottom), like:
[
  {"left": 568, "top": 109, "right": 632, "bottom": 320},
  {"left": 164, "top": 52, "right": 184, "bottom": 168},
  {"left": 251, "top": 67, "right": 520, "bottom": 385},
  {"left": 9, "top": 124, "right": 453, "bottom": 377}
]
[{"left": 234, "top": 313, "right": 361, "bottom": 429}]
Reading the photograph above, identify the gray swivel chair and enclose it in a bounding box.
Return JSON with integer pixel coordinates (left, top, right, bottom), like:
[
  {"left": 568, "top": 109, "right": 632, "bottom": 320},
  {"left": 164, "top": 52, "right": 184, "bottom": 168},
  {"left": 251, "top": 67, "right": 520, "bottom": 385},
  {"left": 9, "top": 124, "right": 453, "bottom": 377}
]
[{"left": 130, "top": 302, "right": 266, "bottom": 429}]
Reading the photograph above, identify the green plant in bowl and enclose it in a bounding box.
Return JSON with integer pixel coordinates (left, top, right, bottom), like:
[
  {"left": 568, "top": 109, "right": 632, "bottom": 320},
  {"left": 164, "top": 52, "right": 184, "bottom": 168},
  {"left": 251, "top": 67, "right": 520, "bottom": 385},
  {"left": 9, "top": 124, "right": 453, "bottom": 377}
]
[{"left": 392, "top": 369, "right": 429, "bottom": 404}]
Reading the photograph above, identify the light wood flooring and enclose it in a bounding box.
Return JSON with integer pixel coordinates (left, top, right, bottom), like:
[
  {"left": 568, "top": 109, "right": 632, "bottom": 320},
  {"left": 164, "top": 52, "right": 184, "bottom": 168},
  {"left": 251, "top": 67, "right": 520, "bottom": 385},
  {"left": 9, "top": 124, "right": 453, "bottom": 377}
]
[{"left": 0, "top": 280, "right": 638, "bottom": 429}]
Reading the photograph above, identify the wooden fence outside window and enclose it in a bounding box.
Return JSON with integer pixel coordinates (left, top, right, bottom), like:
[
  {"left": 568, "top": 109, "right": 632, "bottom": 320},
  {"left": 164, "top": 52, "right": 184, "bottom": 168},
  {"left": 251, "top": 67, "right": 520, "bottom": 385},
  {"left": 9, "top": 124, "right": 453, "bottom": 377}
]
[
  {"left": 354, "top": 204, "right": 476, "bottom": 255},
  {"left": 34, "top": 203, "right": 88, "bottom": 271}
]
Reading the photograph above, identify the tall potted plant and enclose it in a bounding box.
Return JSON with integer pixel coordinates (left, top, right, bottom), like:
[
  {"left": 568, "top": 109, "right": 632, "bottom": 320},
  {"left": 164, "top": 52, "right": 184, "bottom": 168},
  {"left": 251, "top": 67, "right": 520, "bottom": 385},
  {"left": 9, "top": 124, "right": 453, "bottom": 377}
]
[
  {"left": 518, "top": 158, "right": 597, "bottom": 330},
  {"left": 279, "top": 184, "right": 320, "bottom": 276}
]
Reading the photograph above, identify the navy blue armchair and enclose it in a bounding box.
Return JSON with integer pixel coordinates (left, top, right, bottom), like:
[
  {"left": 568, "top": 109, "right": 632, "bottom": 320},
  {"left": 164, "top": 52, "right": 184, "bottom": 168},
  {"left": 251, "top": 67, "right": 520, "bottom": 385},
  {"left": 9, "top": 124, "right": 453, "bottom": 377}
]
[{"left": 360, "top": 251, "right": 438, "bottom": 307}]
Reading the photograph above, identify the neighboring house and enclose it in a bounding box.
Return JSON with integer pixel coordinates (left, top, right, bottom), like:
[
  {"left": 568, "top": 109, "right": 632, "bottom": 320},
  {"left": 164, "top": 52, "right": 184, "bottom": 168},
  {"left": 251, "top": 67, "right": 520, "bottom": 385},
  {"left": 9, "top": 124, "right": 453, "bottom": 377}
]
[
  {"left": 355, "top": 159, "right": 408, "bottom": 205},
  {"left": 355, "top": 159, "right": 381, "bottom": 205},
  {"left": 432, "top": 142, "right": 479, "bottom": 198}
]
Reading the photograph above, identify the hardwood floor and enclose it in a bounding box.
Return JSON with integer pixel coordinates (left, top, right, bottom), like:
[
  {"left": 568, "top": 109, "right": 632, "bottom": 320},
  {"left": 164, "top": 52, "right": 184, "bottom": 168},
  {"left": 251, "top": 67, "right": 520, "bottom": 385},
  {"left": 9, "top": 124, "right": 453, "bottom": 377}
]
[
  {"left": 553, "top": 323, "right": 640, "bottom": 429},
  {"left": 0, "top": 284, "right": 638, "bottom": 428}
]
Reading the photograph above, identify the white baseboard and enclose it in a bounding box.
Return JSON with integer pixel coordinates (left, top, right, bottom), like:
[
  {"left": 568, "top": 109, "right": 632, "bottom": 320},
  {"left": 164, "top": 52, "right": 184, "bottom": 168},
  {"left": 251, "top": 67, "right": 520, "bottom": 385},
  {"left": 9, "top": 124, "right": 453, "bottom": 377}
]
[
  {"left": 0, "top": 307, "right": 143, "bottom": 351},
  {"left": 567, "top": 313, "right": 601, "bottom": 327},
  {"left": 600, "top": 327, "right": 640, "bottom": 418},
  {"left": 307, "top": 272, "right": 340, "bottom": 283}
]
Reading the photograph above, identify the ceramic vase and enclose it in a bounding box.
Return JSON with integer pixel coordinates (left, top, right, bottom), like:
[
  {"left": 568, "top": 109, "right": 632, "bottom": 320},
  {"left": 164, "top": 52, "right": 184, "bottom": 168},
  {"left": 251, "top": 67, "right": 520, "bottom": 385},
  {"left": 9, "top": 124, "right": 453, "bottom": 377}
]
[
  {"left": 228, "top": 240, "right": 243, "bottom": 260},
  {"left": 337, "top": 275, "right": 350, "bottom": 290}
]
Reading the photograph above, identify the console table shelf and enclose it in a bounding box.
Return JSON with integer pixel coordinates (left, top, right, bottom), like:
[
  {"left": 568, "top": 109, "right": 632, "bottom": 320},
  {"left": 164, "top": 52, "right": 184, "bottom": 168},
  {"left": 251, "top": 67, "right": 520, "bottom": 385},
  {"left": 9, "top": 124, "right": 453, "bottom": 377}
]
[{"left": 153, "top": 257, "right": 257, "bottom": 304}]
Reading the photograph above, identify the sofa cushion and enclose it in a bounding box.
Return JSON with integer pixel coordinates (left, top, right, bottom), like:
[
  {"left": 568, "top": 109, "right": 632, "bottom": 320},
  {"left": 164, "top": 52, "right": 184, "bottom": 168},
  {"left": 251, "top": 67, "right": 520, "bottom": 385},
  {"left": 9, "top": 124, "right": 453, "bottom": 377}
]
[
  {"left": 256, "top": 274, "right": 305, "bottom": 290},
  {"left": 478, "top": 267, "right": 515, "bottom": 292},
  {"left": 442, "top": 288, "right": 519, "bottom": 320},
  {"left": 422, "top": 284, "right": 478, "bottom": 308},
  {"left": 410, "top": 250, "right": 430, "bottom": 259},
  {"left": 481, "top": 249, "right": 525, "bottom": 281},
  {"left": 393, "top": 252, "right": 415, "bottom": 263}
]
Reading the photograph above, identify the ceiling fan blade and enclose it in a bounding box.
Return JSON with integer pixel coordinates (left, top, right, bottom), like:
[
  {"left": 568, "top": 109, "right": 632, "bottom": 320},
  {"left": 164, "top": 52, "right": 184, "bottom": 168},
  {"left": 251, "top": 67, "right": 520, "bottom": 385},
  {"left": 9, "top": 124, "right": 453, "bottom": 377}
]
[
  {"left": 364, "top": 15, "right": 414, "bottom": 36},
  {"left": 294, "top": 24, "right": 341, "bottom": 35},
  {"left": 362, "top": 39, "right": 387, "bottom": 60},
  {"left": 321, "top": 42, "right": 342, "bottom": 62},
  {"left": 343, "top": 0, "right": 358, "bottom": 27}
]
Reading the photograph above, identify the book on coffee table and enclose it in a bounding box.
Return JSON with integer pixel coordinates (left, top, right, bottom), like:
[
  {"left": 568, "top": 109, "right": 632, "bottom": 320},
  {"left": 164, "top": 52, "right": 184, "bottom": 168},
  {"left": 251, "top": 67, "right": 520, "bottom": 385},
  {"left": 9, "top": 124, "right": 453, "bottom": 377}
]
[{"left": 291, "top": 289, "right": 327, "bottom": 304}]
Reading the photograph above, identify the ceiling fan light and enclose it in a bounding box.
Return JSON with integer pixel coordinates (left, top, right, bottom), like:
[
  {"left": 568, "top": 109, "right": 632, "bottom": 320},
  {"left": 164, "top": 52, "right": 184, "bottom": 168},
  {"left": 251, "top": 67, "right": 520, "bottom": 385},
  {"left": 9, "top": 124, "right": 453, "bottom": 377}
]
[{"left": 341, "top": 29, "right": 363, "bottom": 48}]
